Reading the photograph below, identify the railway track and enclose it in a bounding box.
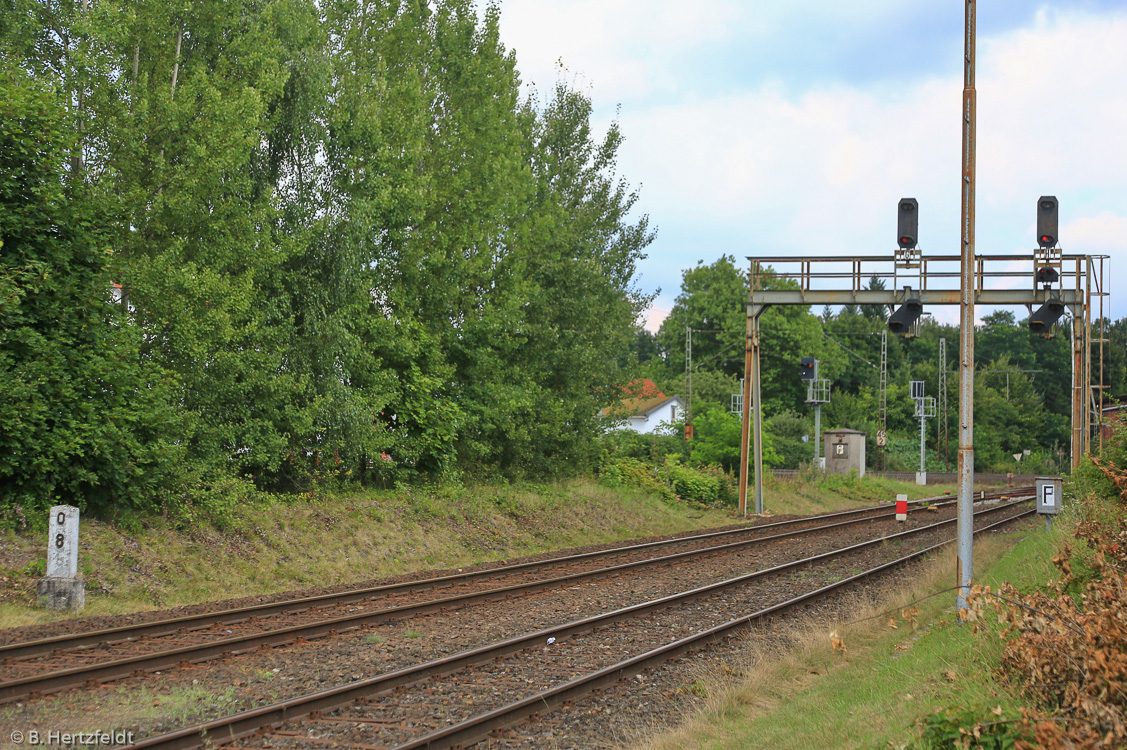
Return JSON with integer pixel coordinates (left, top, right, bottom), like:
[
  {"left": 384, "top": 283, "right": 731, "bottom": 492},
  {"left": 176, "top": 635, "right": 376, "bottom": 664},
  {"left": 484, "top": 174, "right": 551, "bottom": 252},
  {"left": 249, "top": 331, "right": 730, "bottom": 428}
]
[
  {"left": 122, "top": 495, "right": 1035, "bottom": 750},
  {"left": 0, "top": 488, "right": 1026, "bottom": 705}
]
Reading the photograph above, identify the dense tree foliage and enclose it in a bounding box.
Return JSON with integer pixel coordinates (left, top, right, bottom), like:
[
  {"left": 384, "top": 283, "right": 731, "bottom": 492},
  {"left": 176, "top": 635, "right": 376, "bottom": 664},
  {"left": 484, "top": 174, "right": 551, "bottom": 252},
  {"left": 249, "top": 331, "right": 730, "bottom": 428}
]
[
  {"left": 0, "top": 0, "right": 653, "bottom": 521},
  {"left": 1, "top": 68, "right": 185, "bottom": 513}
]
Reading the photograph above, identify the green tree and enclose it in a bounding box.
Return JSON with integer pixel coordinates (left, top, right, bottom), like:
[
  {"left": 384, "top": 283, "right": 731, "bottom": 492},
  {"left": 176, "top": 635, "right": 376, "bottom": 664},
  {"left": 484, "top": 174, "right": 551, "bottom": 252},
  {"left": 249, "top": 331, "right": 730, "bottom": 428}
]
[
  {"left": 766, "top": 410, "right": 813, "bottom": 469},
  {"left": 1, "top": 0, "right": 660, "bottom": 510},
  {"left": 977, "top": 310, "right": 1035, "bottom": 370},
  {"left": 0, "top": 66, "right": 185, "bottom": 517},
  {"left": 656, "top": 255, "right": 747, "bottom": 379},
  {"left": 658, "top": 259, "right": 834, "bottom": 417},
  {"left": 689, "top": 405, "right": 779, "bottom": 472},
  {"left": 973, "top": 358, "right": 1048, "bottom": 469}
]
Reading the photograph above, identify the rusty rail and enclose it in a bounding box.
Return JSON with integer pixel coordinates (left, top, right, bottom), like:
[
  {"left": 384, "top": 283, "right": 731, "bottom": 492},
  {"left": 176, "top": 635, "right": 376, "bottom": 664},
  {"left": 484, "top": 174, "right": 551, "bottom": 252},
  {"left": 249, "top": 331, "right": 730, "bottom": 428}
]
[
  {"left": 3, "top": 491, "right": 1028, "bottom": 704},
  {"left": 125, "top": 497, "right": 1034, "bottom": 750}
]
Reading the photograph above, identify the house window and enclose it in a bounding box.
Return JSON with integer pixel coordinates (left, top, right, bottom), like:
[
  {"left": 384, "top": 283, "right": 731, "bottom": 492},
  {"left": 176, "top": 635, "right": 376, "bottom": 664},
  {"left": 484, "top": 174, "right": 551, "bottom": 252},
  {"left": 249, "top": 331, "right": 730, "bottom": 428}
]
[{"left": 671, "top": 404, "right": 678, "bottom": 422}]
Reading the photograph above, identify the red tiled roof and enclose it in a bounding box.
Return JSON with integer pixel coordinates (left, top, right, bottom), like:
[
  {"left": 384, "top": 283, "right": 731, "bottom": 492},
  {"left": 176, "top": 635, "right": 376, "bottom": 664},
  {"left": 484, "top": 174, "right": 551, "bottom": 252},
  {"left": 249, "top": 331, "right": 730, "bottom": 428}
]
[
  {"left": 602, "top": 394, "right": 681, "bottom": 419},
  {"left": 621, "top": 379, "right": 665, "bottom": 399}
]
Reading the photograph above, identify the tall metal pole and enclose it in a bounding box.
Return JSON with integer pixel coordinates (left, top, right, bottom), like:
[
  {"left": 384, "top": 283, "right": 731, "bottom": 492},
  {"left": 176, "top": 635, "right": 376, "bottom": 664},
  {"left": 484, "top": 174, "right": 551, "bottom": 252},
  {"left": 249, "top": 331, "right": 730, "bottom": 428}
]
[
  {"left": 813, "top": 360, "right": 821, "bottom": 465},
  {"left": 751, "top": 313, "right": 765, "bottom": 515},
  {"left": 686, "top": 326, "right": 692, "bottom": 444},
  {"left": 1071, "top": 310, "right": 1084, "bottom": 468},
  {"left": 1084, "top": 276, "right": 1092, "bottom": 457},
  {"left": 956, "top": 0, "right": 977, "bottom": 615},
  {"left": 938, "top": 338, "right": 948, "bottom": 470},
  {"left": 920, "top": 410, "right": 927, "bottom": 475},
  {"left": 955, "top": 0, "right": 973, "bottom": 613},
  {"left": 739, "top": 309, "right": 753, "bottom": 516}
]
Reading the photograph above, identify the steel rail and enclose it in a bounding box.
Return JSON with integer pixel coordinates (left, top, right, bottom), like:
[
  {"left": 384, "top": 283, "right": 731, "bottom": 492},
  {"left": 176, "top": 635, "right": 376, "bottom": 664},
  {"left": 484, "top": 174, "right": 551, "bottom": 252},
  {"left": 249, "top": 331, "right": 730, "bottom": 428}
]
[
  {"left": 124, "top": 498, "right": 1033, "bottom": 750},
  {"left": 1, "top": 492, "right": 1026, "bottom": 704},
  {"left": 1, "top": 487, "right": 1010, "bottom": 662},
  {"left": 392, "top": 508, "right": 1036, "bottom": 750}
]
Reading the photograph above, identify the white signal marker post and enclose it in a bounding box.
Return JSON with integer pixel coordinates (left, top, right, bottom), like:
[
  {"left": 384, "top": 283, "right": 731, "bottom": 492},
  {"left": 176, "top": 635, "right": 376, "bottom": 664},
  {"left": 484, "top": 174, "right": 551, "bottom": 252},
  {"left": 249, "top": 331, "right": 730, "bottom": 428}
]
[{"left": 36, "top": 505, "right": 85, "bottom": 611}]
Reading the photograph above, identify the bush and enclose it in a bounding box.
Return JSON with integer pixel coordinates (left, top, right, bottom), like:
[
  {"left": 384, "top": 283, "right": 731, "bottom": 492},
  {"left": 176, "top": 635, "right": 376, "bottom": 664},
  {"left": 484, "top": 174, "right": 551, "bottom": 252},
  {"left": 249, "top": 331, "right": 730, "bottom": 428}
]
[
  {"left": 1068, "top": 419, "right": 1127, "bottom": 500},
  {"left": 600, "top": 429, "right": 685, "bottom": 464},
  {"left": 913, "top": 708, "right": 1028, "bottom": 749},
  {"left": 669, "top": 463, "right": 719, "bottom": 505},
  {"left": 949, "top": 445, "right": 1127, "bottom": 750},
  {"left": 694, "top": 464, "right": 738, "bottom": 506},
  {"left": 598, "top": 457, "right": 675, "bottom": 502}
]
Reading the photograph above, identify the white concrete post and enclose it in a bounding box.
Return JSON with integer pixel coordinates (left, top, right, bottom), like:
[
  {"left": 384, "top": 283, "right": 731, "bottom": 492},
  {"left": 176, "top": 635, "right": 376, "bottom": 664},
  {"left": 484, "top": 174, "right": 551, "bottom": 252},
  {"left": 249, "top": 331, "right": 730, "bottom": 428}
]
[
  {"left": 47, "top": 505, "right": 80, "bottom": 578},
  {"left": 37, "top": 505, "right": 85, "bottom": 611}
]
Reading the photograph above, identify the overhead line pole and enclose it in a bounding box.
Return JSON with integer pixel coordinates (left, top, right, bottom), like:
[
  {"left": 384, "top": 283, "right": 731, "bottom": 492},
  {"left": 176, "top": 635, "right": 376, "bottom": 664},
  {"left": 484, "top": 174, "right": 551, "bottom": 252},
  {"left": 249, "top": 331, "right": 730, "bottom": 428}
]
[
  {"left": 956, "top": 0, "right": 977, "bottom": 616},
  {"left": 686, "top": 326, "right": 692, "bottom": 444}
]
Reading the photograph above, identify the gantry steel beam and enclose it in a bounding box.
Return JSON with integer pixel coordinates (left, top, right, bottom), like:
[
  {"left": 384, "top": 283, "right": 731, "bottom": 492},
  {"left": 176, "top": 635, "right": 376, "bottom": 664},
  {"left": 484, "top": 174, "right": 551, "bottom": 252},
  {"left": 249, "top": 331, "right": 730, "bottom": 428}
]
[
  {"left": 748, "top": 289, "right": 1082, "bottom": 307},
  {"left": 739, "top": 252, "right": 1106, "bottom": 525}
]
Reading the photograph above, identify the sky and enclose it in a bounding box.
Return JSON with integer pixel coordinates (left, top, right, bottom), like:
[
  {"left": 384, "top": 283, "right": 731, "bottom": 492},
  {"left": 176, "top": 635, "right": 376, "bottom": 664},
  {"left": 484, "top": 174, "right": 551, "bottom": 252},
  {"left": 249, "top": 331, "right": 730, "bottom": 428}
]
[{"left": 493, "top": 0, "right": 1126, "bottom": 330}]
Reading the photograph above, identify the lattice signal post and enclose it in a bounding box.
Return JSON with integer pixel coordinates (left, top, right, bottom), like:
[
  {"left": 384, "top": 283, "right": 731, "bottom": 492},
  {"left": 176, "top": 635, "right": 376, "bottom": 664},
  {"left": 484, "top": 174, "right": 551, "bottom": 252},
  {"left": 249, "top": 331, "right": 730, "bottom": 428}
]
[
  {"left": 911, "top": 381, "right": 937, "bottom": 485},
  {"left": 938, "top": 338, "right": 949, "bottom": 470},
  {"left": 736, "top": 252, "right": 1108, "bottom": 516},
  {"left": 802, "top": 358, "right": 831, "bottom": 467}
]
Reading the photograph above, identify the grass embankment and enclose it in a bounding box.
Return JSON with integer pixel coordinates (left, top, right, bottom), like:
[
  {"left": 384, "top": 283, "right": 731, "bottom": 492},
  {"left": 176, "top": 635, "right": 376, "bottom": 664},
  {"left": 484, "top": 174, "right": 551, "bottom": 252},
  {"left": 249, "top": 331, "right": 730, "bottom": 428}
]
[
  {"left": 639, "top": 515, "right": 1057, "bottom": 750},
  {"left": 761, "top": 472, "right": 961, "bottom": 516},
  {"left": 0, "top": 475, "right": 948, "bottom": 629},
  {"left": 0, "top": 480, "right": 734, "bottom": 628}
]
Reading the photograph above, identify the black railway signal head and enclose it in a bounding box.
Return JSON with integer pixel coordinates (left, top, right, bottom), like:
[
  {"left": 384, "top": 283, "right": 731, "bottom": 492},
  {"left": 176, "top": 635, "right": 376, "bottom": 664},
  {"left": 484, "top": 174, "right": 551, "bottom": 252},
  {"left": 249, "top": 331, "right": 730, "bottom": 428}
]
[
  {"left": 1037, "top": 196, "right": 1058, "bottom": 249},
  {"left": 1029, "top": 298, "right": 1064, "bottom": 334},
  {"left": 887, "top": 298, "right": 923, "bottom": 335},
  {"left": 800, "top": 357, "right": 816, "bottom": 381},
  {"left": 897, "top": 198, "right": 918, "bottom": 250},
  {"left": 1036, "top": 266, "right": 1059, "bottom": 286}
]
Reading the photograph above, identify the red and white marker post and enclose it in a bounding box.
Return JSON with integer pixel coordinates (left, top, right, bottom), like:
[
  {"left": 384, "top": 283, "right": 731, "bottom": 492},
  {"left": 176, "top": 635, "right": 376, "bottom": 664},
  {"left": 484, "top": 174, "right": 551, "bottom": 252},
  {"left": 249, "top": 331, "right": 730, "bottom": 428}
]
[{"left": 895, "top": 493, "right": 908, "bottom": 522}]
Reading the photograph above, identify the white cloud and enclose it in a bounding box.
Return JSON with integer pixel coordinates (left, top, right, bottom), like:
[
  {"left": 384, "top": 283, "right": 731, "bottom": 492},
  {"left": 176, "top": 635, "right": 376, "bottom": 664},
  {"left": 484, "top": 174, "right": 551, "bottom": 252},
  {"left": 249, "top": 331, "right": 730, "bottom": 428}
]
[
  {"left": 618, "top": 78, "right": 963, "bottom": 250},
  {"left": 642, "top": 300, "right": 672, "bottom": 333},
  {"left": 612, "top": 10, "right": 1127, "bottom": 318},
  {"left": 976, "top": 14, "right": 1127, "bottom": 203},
  {"left": 1064, "top": 212, "right": 1127, "bottom": 255},
  {"left": 496, "top": 3, "right": 1127, "bottom": 321},
  {"left": 498, "top": 0, "right": 741, "bottom": 102}
]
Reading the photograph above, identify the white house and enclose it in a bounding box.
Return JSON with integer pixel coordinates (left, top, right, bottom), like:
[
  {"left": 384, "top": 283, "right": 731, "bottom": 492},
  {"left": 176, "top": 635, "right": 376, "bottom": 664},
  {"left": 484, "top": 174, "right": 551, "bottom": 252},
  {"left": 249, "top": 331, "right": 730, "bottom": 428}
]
[{"left": 603, "top": 394, "right": 686, "bottom": 435}]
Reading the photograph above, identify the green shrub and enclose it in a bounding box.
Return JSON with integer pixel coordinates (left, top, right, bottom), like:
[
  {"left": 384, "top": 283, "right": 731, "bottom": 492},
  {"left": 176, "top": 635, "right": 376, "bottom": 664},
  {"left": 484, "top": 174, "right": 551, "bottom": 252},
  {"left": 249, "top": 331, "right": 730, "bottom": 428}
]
[
  {"left": 669, "top": 463, "right": 719, "bottom": 505},
  {"left": 913, "top": 708, "right": 1028, "bottom": 749},
  {"left": 598, "top": 457, "right": 675, "bottom": 502},
  {"left": 1068, "top": 420, "right": 1127, "bottom": 501},
  {"left": 691, "top": 464, "right": 738, "bottom": 506}
]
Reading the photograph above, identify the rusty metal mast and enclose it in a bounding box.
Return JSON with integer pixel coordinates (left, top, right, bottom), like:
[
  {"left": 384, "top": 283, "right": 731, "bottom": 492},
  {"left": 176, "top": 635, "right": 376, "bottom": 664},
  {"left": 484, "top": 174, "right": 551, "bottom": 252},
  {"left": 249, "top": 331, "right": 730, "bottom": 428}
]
[{"left": 955, "top": 0, "right": 977, "bottom": 615}]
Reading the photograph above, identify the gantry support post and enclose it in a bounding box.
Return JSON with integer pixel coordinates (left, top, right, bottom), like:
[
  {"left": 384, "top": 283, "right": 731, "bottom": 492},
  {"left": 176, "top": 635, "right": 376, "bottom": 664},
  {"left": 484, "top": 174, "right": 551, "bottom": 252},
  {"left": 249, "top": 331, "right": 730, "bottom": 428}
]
[
  {"left": 1071, "top": 306, "right": 1085, "bottom": 469},
  {"left": 739, "top": 311, "right": 752, "bottom": 516},
  {"left": 752, "top": 314, "right": 764, "bottom": 515},
  {"left": 738, "top": 302, "right": 766, "bottom": 516},
  {"left": 955, "top": 0, "right": 977, "bottom": 616},
  {"left": 1084, "top": 272, "right": 1092, "bottom": 459}
]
